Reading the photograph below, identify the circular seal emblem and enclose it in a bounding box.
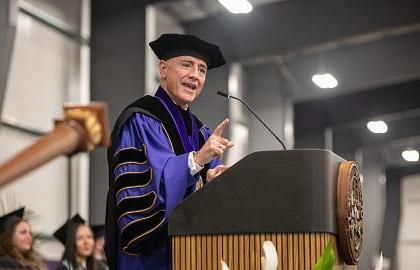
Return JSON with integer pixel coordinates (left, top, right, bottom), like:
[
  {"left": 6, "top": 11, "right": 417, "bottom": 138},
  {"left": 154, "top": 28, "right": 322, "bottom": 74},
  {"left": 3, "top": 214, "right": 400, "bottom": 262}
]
[{"left": 337, "top": 161, "right": 363, "bottom": 264}]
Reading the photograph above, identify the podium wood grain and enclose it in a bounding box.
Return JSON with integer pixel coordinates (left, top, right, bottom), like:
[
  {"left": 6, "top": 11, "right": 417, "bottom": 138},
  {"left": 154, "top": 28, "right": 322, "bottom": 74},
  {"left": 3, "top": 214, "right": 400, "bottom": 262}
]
[{"left": 172, "top": 233, "right": 356, "bottom": 270}]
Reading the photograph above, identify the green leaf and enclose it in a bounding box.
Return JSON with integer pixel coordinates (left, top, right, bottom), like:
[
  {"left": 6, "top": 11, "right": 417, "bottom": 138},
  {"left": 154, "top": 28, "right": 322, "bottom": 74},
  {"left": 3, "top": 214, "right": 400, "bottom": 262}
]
[{"left": 314, "top": 240, "right": 335, "bottom": 270}]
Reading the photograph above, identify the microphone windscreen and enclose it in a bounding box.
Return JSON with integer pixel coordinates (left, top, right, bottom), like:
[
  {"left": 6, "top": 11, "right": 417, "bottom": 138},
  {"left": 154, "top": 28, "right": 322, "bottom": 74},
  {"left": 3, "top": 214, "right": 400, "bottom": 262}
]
[{"left": 216, "top": 91, "right": 229, "bottom": 98}]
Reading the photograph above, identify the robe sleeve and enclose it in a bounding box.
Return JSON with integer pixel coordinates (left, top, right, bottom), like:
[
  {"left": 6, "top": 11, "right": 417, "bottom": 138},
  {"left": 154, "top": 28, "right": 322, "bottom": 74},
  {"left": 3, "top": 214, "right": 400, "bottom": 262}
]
[{"left": 110, "top": 113, "right": 198, "bottom": 255}]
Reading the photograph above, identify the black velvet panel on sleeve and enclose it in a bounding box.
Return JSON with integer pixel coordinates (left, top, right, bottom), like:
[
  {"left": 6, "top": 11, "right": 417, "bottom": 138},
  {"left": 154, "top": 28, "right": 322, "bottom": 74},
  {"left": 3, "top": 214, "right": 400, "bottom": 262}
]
[
  {"left": 116, "top": 191, "right": 157, "bottom": 222},
  {"left": 112, "top": 146, "right": 147, "bottom": 169},
  {"left": 114, "top": 168, "right": 153, "bottom": 196},
  {"left": 120, "top": 209, "right": 166, "bottom": 254}
]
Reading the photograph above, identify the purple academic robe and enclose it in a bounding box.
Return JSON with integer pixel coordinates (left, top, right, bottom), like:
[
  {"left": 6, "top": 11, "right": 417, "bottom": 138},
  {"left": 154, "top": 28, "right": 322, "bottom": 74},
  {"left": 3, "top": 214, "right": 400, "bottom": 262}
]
[{"left": 107, "top": 88, "right": 220, "bottom": 270}]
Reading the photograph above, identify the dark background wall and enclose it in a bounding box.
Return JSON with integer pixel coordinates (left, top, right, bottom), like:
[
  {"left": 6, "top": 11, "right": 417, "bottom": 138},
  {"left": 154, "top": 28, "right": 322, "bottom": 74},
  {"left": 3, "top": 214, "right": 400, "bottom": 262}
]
[
  {"left": 89, "top": 0, "right": 147, "bottom": 224},
  {"left": 0, "top": 0, "right": 16, "bottom": 120},
  {"left": 190, "top": 64, "right": 229, "bottom": 130},
  {"left": 244, "top": 64, "right": 291, "bottom": 152}
]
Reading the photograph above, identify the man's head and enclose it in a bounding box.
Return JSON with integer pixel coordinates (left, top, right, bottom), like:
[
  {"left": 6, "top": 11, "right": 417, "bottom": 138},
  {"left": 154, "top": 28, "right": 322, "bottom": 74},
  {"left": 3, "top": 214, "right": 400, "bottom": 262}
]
[
  {"left": 159, "top": 55, "right": 207, "bottom": 107},
  {"left": 149, "top": 34, "right": 225, "bottom": 107}
]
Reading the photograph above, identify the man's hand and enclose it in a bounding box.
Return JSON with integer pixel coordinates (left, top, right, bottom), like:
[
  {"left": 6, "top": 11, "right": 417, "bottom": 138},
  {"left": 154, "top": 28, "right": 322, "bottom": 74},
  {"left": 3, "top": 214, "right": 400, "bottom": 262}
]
[
  {"left": 206, "top": 164, "right": 229, "bottom": 182},
  {"left": 193, "top": 118, "right": 234, "bottom": 166}
]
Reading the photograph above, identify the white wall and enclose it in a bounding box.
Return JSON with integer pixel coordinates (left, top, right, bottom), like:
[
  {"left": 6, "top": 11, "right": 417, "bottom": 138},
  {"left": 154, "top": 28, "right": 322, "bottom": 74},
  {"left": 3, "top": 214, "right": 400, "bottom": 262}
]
[
  {"left": 0, "top": 0, "right": 89, "bottom": 260},
  {"left": 398, "top": 173, "right": 420, "bottom": 270},
  {"left": 0, "top": 127, "right": 68, "bottom": 234}
]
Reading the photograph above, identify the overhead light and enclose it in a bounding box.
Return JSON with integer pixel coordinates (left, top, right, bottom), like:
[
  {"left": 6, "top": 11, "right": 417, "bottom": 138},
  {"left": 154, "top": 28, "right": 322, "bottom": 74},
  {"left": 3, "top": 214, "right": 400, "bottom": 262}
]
[
  {"left": 367, "top": 120, "right": 388, "bottom": 134},
  {"left": 218, "top": 0, "right": 253, "bottom": 14},
  {"left": 402, "top": 149, "right": 419, "bottom": 162},
  {"left": 311, "top": 73, "right": 338, "bottom": 88}
]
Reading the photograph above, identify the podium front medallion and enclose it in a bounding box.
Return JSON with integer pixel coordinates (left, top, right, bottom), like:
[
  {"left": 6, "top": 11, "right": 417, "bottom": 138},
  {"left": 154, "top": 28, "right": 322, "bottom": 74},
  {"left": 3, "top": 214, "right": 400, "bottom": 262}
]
[{"left": 337, "top": 161, "right": 363, "bottom": 265}]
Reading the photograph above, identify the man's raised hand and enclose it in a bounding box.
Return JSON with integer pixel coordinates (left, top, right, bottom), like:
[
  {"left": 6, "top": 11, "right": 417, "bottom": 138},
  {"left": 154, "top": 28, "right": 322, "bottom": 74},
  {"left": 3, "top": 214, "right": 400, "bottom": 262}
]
[{"left": 193, "top": 118, "right": 234, "bottom": 166}]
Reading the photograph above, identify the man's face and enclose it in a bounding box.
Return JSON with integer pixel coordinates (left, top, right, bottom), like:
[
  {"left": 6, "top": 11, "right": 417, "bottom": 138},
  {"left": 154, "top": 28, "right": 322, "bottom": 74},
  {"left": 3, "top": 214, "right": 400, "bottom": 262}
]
[{"left": 160, "top": 55, "right": 207, "bottom": 107}]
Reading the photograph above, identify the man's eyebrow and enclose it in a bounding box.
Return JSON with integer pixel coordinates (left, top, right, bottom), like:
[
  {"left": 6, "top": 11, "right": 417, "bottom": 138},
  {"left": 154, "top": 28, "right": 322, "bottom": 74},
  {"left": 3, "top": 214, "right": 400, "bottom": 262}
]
[
  {"left": 179, "top": 59, "right": 207, "bottom": 69},
  {"left": 180, "top": 60, "right": 194, "bottom": 64}
]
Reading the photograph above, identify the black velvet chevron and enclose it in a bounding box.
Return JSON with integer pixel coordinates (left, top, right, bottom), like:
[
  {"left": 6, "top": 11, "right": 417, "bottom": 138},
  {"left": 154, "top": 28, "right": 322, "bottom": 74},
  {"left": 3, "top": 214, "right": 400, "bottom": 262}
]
[
  {"left": 114, "top": 168, "right": 152, "bottom": 195},
  {"left": 120, "top": 210, "right": 166, "bottom": 253},
  {"left": 112, "top": 147, "right": 147, "bottom": 169},
  {"left": 116, "top": 192, "right": 157, "bottom": 221}
]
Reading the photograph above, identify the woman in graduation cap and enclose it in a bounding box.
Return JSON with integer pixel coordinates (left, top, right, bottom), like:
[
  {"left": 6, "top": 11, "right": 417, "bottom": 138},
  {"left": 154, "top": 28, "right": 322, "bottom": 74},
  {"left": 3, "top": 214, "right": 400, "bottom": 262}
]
[
  {"left": 0, "top": 208, "right": 47, "bottom": 269},
  {"left": 54, "top": 214, "right": 107, "bottom": 270}
]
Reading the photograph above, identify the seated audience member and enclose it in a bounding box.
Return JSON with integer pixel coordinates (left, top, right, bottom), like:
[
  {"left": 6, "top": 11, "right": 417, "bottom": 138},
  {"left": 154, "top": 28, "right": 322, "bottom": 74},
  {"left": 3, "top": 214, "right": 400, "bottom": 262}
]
[
  {"left": 54, "top": 215, "right": 107, "bottom": 270},
  {"left": 0, "top": 208, "right": 47, "bottom": 270},
  {"left": 91, "top": 225, "right": 107, "bottom": 269}
]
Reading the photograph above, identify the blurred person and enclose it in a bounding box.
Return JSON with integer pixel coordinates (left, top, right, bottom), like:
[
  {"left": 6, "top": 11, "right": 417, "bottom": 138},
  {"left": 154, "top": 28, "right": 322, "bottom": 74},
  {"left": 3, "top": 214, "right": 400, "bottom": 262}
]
[
  {"left": 0, "top": 208, "right": 47, "bottom": 270},
  {"left": 91, "top": 225, "right": 107, "bottom": 269},
  {"left": 54, "top": 215, "right": 107, "bottom": 270}
]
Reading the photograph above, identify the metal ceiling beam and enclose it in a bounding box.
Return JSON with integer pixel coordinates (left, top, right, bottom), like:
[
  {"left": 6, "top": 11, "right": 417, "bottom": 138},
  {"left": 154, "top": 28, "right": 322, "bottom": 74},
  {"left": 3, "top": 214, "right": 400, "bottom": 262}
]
[
  {"left": 333, "top": 115, "right": 420, "bottom": 153},
  {"left": 240, "top": 22, "right": 420, "bottom": 66},
  {"left": 294, "top": 79, "right": 420, "bottom": 135},
  {"left": 183, "top": 0, "right": 420, "bottom": 61},
  {"left": 284, "top": 30, "right": 420, "bottom": 100}
]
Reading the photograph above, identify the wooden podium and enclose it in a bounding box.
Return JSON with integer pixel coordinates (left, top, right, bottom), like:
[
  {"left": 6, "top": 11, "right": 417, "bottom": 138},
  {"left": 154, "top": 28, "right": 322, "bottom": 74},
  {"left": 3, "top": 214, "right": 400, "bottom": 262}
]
[{"left": 169, "top": 150, "right": 363, "bottom": 269}]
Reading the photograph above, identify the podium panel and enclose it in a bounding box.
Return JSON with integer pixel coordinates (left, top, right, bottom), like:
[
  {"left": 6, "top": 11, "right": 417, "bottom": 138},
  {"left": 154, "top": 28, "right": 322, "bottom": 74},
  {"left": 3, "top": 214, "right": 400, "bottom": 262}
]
[
  {"left": 170, "top": 150, "right": 363, "bottom": 269},
  {"left": 172, "top": 233, "right": 355, "bottom": 270}
]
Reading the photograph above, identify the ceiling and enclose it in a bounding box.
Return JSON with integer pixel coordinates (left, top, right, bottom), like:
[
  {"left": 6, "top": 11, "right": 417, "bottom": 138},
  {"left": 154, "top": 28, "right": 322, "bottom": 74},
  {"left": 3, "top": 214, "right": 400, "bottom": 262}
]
[
  {"left": 152, "top": 0, "right": 420, "bottom": 166},
  {"left": 154, "top": 0, "right": 284, "bottom": 22}
]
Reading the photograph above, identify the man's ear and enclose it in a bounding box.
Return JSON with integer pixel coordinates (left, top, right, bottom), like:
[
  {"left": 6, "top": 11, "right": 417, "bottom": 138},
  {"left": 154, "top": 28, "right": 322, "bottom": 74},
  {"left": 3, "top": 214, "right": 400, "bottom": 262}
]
[{"left": 159, "top": 60, "right": 167, "bottom": 79}]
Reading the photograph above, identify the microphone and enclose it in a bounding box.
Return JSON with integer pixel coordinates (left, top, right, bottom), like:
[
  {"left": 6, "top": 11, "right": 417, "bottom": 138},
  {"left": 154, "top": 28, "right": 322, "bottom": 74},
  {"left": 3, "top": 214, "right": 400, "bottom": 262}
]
[{"left": 217, "top": 90, "right": 287, "bottom": 150}]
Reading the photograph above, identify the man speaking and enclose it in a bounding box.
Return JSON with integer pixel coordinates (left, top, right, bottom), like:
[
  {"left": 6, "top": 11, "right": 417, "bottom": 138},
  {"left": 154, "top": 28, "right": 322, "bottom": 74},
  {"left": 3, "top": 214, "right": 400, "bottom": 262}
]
[{"left": 105, "top": 33, "right": 234, "bottom": 270}]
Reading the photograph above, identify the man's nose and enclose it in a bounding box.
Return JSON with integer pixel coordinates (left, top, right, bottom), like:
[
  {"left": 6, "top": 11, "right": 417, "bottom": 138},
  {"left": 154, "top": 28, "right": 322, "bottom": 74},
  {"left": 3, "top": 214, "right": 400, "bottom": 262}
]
[{"left": 188, "top": 67, "right": 199, "bottom": 79}]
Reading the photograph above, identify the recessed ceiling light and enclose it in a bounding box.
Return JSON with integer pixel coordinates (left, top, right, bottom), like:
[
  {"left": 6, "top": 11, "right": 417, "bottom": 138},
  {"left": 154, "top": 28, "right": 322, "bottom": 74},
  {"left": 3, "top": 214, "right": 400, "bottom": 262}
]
[
  {"left": 367, "top": 120, "right": 388, "bottom": 134},
  {"left": 311, "top": 73, "right": 338, "bottom": 88},
  {"left": 402, "top": 149, "right": 419, "bottom": 162},
  {"left": 218, "top": 0, "right": 253, "bottom": 14}
]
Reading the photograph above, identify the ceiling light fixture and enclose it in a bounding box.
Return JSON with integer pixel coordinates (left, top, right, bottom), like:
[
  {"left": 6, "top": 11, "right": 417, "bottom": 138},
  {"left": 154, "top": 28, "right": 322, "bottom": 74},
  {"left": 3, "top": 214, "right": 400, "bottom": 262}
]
[
  {"left": 311, "top": 73, "right": 338, "bottom": 88},
  {"left": 402, "top": 149, "right": 419, "bottom": 162},
  {"left": 367, "top": 120, "right": 388, "bottom": 134},
  {"left": 218, "top": 0, "right": 253, "bottom": 14}
]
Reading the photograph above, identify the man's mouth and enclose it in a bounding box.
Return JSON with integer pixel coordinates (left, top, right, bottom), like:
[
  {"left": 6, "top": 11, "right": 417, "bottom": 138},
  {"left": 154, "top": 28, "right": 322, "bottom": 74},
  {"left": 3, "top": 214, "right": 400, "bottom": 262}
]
[{"left": 181, "top": 82, "right": 198, "bottom": 91}]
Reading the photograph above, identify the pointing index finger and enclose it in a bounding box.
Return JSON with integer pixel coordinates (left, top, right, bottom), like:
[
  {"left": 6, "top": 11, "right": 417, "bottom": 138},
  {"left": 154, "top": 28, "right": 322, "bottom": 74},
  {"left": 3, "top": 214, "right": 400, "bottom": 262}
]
[{"left": 213, "top": 118, "right": 229, "bottom": 136}]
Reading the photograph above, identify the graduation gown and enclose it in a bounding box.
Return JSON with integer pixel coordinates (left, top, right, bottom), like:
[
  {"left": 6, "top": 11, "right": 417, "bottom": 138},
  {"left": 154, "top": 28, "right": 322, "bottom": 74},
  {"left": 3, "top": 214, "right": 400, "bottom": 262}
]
[
  {"left": 56, "top": 258, "right": 108, "bottom": 270},
  {"left": 105, "top": 87, "right": 221, "bottom": 270},
  {"left": 0, "top": 256, "right": 32, "bottom": 269}
]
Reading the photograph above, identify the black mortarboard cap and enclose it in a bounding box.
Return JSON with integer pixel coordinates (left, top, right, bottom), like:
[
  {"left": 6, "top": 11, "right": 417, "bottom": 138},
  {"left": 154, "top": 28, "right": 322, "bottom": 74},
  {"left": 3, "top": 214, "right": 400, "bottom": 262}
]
[
  {"left": 0, "top": 207, "right": 25, "bottom": 233},
  {"left": 149, "top": 33, "right": 226, "bottom": 69},
  {"left": 91, "top": 224, "right": 105, "bottom": 240},
  {"left": 53, "top": 214, "right": 85, "bottom": 245}
]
